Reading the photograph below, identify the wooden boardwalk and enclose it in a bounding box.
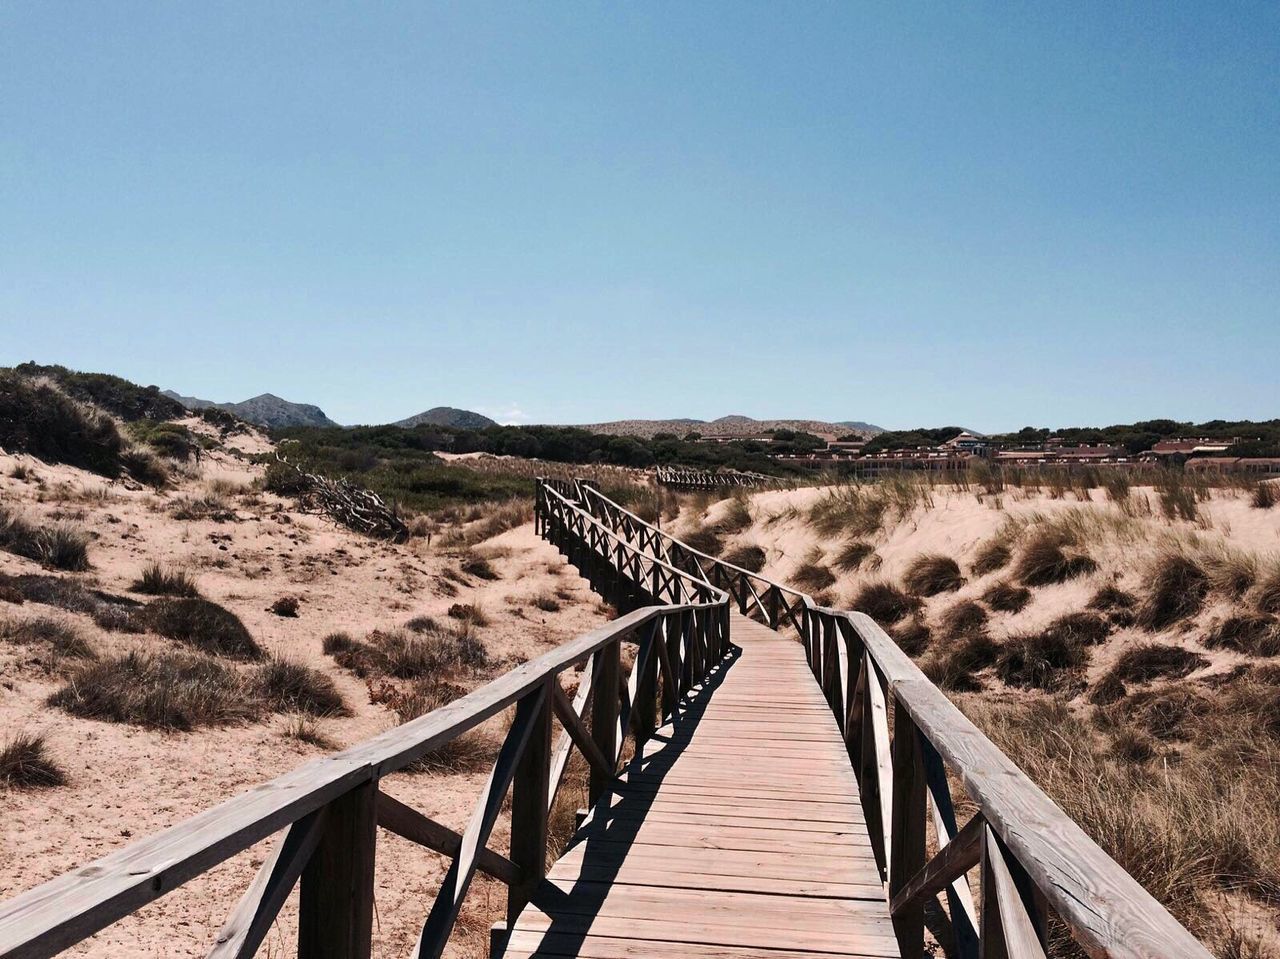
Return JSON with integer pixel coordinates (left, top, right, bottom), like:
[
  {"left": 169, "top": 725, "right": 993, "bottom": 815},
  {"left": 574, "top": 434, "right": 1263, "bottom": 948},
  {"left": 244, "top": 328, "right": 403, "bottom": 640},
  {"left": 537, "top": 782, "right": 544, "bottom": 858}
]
[{"left": 505, "top": 613, "right": 900, "bottom": 959}]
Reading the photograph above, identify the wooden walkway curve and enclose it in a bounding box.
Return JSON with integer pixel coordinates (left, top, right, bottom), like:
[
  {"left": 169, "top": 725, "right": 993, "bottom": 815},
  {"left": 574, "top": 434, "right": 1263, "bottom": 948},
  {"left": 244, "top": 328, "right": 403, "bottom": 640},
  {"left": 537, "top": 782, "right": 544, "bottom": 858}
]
[{"left": 505, "top": 613, "right": 899, "bottom": 959}]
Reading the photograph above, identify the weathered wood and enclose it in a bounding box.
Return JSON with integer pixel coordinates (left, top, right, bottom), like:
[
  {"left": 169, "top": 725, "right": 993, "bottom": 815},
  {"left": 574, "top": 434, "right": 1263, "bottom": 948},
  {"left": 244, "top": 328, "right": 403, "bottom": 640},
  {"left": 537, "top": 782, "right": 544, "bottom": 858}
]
[
  {"left": 298, "top": 780, "right": 377, "bottom": 959},
  {"left": 208, "top": 808, "right": 326, "bottom": 959},
  {"left": 375, "top": 792, "right": 519, "bottom": 886},
  {"left": 508, "top": 680, "right": 554, "bottom": 928},
  {"left": 547, "top": 658, "right": 595, "bottom": 815},
  {"left": 981, "top": 826, "right": 1047, "bottom": 959},
  {"left": 889, "top": 810, "right": 983, "bottom": 918},
  {"left": 888, "top": 704, "right": 927, "bottom": 958},
  {"left": 590, "top": 642, "right": 621, "bottom": 805},
  {"left": 550, "top": 680, "right": 613, "bottom": 786}
]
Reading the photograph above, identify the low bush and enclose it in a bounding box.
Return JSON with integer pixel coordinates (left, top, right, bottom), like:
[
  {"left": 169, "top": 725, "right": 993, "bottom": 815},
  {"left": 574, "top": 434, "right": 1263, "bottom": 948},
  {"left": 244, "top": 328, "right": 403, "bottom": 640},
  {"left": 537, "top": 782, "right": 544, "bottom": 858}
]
[
  {"left": 716, "top": 496, "right": 753, "bottom": 534},
  {"left": 49, "top": 651, "right": 258, "bottom": 730},
  {"left": 1088, "top": 584, "right": 1137, "bottom": 612},
  {"left": 724, "top": 543, "right": 767, "bottom": 573},
  {"left": 1253, "top": 482, "right": 1277, "bottom": 510},
  {"left": 269, "top": 596, "right": 300, "bottom": 617},
  {"left": 0, "top": 508, "right": 90, "bottom": 571},
  {"left": 1204, "top": 614, "right": 1280, "bottom": 657},
  {"left": 681, "top": 524, "right": 724, "bottom": 557},
  {"left": 392, "top": 679, "right": 494, "bottom": 774},
  {"left": 996, "top": 632, "right": 1088, "bottom": 691},
  {"left": 0, "top": 615, "right": 97, "bottom": 668},
  {"left": 1106, "top": 643, "right": 1207, "bottom": 685},
  {"left": 144, "top": 597, "right": 262, "bottom": 660},
  {"left": 937, "top": 599, "right": 988, "bottom": 639},
  {"left": 982, "top": 581, "right": 1031, "bottom": 614},
  {"left": 0, "top": 572, "right": 142, "bottom": 632},
  {"left": 460, "top": 554, "right": 499, "bottom": 581},
  {"left": 890, "top": 616, "right": 931, "bottom": 656},
  {"left": 851, "top": 581, "right": 919, "bottom": 625},
  {"left": 448, "top": 603, "right": 491, "bottom": 624},
  {"left": 254, "top": 658, "right": 349, "bottom": 717},
  {"left": 126, "top": 420, "right": 194, "bottom": 460},
  {"left": 0, "top": 732, "right": 66, "bottom": 790},
  {"left": 530, "top": 594, "right": 561, "bottom": 613},
  {"left": 1014, "top": 529, "right": 1098, "bottom": 587},
  {"left": 1137, "top": 551, "right": 1209, "bottom": 631},
  {"left": 922, "top": 633, "right": 999, "bottom": 692},
  {"left": 792, "top": 557, "right": 836, "bottom": 592},
  {"left": 131, "top": 562, "right": 199, "bottom": 597},
  {"left": 1110, "top": 686, "right": 1211, "bottom": 742},
  {"left": 971, "top": 541, "right": 1012, "bottom": 576},
  {"left": 903, "top": 554, "right": 964, "bottom": 596},
  {"left": 832, "top": 539, "right": 875, "bottom": 573},
  {"left": 1041, "top": 611, "right": 1112, "bottom": 646},
  {"left": 0, "top": 370, "right": 125, "bottom": 476},
  {"left": 119, "top": 447, "right": 169, "bottom": 488},
  {"left": 328, "top": 623, "right": 488, "bottom": 680}
]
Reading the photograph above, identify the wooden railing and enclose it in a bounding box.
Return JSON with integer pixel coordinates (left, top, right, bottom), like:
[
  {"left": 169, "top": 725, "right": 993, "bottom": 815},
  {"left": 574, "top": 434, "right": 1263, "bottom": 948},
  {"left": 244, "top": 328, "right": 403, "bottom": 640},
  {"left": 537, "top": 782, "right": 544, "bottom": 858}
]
[
  {"left": 546, "top": 479, "right": 1214, "bottom": 959},
  {"left": 654, "top": 465, "right": 771, "bottom": 489},
  {"left": 0, "top": 485, "right": 729, "bottom": 959}
]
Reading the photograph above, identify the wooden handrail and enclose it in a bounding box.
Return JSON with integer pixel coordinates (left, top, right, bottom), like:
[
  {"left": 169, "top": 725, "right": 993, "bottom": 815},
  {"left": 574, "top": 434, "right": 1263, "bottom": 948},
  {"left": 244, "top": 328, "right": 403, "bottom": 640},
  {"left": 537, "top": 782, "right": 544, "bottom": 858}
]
[{"left": 557, "top": 480, "right": 1213, "bottom": 959}]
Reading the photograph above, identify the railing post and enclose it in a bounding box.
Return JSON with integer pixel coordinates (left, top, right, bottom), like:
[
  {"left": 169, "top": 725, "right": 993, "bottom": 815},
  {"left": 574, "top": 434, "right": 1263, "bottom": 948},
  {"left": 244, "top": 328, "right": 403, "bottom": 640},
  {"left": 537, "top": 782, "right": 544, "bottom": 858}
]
[
  {"left": 632, "top": 622, "right": 660, "bottom": 748},
  {"left": 506, "top": 680, "right": 554, "bottom": 932},
  {"left": 297, "top": 779, "right": 377, "bottom": 959},
  {"left": 590, "top": 642, "right": 621, "bottom": 806},
  {"left": 888, "top": 701, "right": 927, "bottom": 959}
]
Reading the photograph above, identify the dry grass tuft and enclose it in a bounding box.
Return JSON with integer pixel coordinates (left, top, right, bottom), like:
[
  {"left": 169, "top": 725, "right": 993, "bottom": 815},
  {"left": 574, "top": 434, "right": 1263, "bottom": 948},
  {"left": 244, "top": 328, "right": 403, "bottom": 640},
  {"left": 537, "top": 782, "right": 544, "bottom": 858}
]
[
  {"left": 681, "top": 524, "right": 724, "bottom": 557},
  {"left": 281, "top": 714, "right": 338, "bottom": 750},
  {"left": 48, "top": 651, "right": 258, "bottom": 730},
  {"left": 1203, "top": 546, "right": 1258, "bottom": 599},
  {"left": 1106, "top": 643, "right": 1207, "bottom": 685},
  {"left": 832, "top": 539, "right": 876, "bottom": 573},
  {"left": 996, "top": 632, "right": 1088, "bottom": 691},
  {"left": 144, "top": 597, "right": 263, "bottom": 660},
  {"left": 1041, "top": 611, "right": 1112, "bottom": 647},
  {"left": 723, "top": 543, "right": 767, "bottom": 573},
  {"left": 327, "top": 622, "right": 488, "bottom": 680},
  {"left": 1252, "top": 482, "right": 1277, "bottom": 510},
  {"left": 890, "top": 616, "right": 932, "bottom": 656},
  {"left": 170, "top": 493, "right": 234, "bottom": 522},
  {"left": 921, "top": 633, "right": 999, "bottom": 692},
  {"left": 851, "top": 581, "right": 920, "bottom": 625},
  {"left": 1014, "top": 529, "right": 1098, "bottom": 587},
  {"left": 391, "top": 679, "right": 496, "bottom": 774},
  {"left": 0, "top": 507, "right": 89, "bottom": 571},
  {"left": 1137, "top": 551, "right": 1210, "bottom": 631},
  {"left": 903, "top": 554, "right": 964, "bottom": 596},
  {"left": 1255, "top": 564, "right": 1280, "bottom": 615},
  {"left": 0, "top": 732, "right": 66, "bottom": 790},
  {"left": 972, "top": 541, "right": 1013, "bottom": 576},
  {"left": 255, "top": 658, "right": 349, "bottom": 717},
  {"left": 982, "top": 581, "right": 1032, "bottom": 614},
  {"left": 130, "top": 562, "right": 198, "bottom": 597},
  {"left": 530, "top": 593, "right": 561, "bottom": 613},
  {"left": 792, "top": 551, "right": 836, "bottom": 592},
  {"left": 937, "top": 599, "right": 988, "bottom": 640},
  {"left": 459, "top": 553, "right": 500, "bottom": 581},
  {"left": 1205, "top": 614, "right": 1280, "bottom": 657},
  {"left": 0, "top": 615, "right": 97, "bottom": 668}
]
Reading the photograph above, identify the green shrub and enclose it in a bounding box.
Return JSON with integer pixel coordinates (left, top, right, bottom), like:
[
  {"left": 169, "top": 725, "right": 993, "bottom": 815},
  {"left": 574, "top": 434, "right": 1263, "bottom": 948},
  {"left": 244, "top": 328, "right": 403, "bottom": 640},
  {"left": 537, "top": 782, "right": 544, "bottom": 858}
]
[
  {"left": 144, "top": 597, "right": 262, "bottom": 660},
  {"left": 0, "top": 370, "right": 125, "bottom": 476},
  {"left": 126, "top": 420, "right": 194, "bottom": 460},
  {"left": 13, "top": 362, "right": 184, "bottom": 421}
]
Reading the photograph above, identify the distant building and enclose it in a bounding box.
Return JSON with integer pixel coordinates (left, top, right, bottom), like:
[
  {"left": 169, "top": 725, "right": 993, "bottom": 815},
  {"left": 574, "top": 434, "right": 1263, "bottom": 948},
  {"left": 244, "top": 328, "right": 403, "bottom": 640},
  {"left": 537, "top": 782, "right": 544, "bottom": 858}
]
[{"left": 943, "top": 432, "right": 988, "bottom": 454}]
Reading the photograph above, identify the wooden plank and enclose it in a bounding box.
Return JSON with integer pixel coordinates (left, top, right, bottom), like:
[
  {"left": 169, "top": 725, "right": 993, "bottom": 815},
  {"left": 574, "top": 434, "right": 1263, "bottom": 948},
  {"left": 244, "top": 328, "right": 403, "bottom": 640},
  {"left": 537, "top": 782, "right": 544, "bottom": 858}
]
[
  {"left": 298, "top": 780, "right": 376, "bottom": 959},
  {"left": 505, "top": 930, "right": 894, "bottom": 959},
  {"left": 375, "top": 792, "right": 518, "bottom": 886}
]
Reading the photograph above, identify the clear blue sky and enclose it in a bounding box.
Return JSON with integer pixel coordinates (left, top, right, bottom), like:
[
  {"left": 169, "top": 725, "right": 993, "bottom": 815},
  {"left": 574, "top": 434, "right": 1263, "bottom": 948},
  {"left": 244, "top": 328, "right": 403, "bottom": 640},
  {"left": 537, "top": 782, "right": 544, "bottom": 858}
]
[{"left": 2, "top": 3, "right": 1276, "bottom": 431}]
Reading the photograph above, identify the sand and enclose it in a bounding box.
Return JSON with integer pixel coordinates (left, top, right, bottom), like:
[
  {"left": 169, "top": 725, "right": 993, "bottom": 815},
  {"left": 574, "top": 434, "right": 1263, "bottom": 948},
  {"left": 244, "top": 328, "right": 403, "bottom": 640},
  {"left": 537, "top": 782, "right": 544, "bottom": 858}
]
[{"left": 0, "top": 422, "right": 607, "bottom": 957}]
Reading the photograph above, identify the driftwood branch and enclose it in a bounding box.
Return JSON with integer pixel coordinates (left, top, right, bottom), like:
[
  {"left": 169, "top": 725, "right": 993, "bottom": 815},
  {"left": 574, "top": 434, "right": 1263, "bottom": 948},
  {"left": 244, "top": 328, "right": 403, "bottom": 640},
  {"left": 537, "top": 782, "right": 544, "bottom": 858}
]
[{"left": 272, "top": 454, "right": 410, "bottom": 542}]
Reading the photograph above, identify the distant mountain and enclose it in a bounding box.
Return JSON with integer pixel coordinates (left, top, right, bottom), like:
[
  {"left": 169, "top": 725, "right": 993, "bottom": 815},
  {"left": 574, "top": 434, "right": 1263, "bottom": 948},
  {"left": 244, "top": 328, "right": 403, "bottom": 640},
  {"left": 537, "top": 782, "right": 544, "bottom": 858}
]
[
  {"left": 163, "top": 390, "right": 338, "bottom": 429},
  {"left": 575, "top": 415, "right": 883, "bottom": 441},
  {"left": 835, "top": 421, "right": 886, "bottom": 435},
  {"left": 395, "top": 407, "right": 498, "bottom": 430}
]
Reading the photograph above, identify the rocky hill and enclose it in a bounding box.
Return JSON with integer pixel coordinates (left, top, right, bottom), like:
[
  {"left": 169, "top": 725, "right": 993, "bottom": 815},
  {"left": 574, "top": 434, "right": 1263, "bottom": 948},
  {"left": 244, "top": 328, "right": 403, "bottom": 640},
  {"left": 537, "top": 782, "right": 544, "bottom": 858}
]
[
  {"left": 164, "top": 390, "right": 338, "bottom": 429},
  {"left": 575, "top": 414, "right": 883, "bottom": 441},
  {"left": 395, "top": 407, "right": 498, "bottom": 430}
]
